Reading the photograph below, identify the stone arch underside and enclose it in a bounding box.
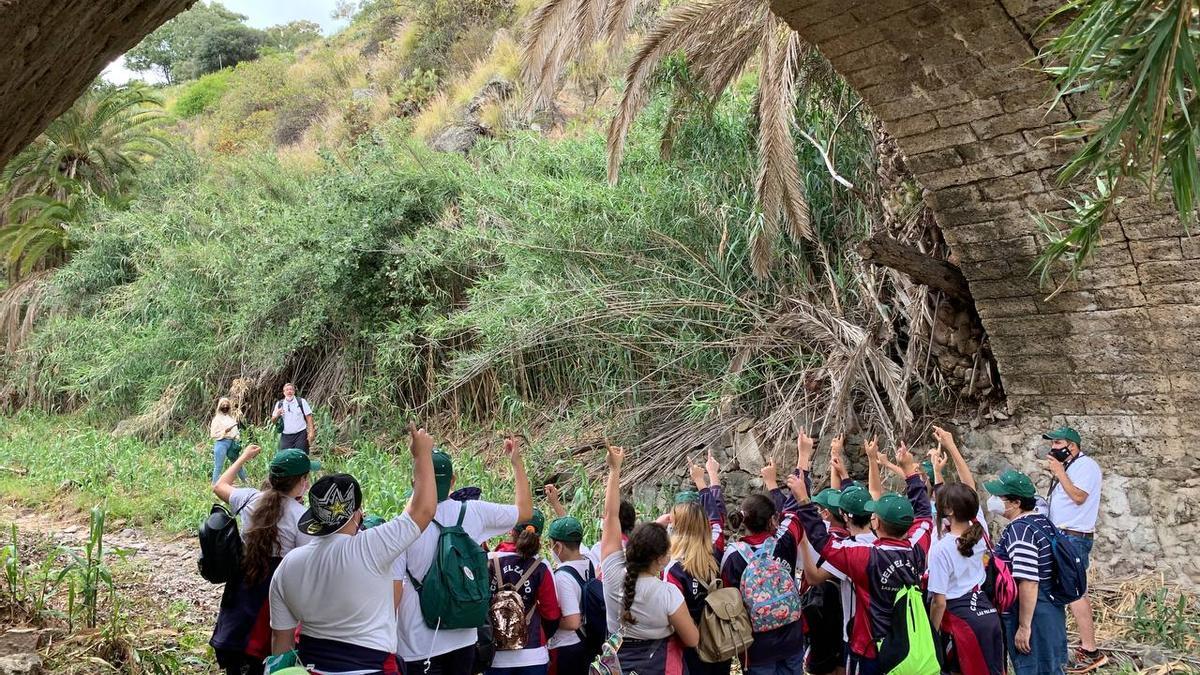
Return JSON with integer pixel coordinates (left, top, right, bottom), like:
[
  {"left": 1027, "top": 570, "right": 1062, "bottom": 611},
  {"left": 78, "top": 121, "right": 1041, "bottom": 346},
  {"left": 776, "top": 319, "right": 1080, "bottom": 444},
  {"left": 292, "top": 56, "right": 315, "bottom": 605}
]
[
  {"left": 770, "top": 0, "right": 1200, "bottom": 580},
  {"left": 0, "top": 0, "right": 195, "bottom": 169}
]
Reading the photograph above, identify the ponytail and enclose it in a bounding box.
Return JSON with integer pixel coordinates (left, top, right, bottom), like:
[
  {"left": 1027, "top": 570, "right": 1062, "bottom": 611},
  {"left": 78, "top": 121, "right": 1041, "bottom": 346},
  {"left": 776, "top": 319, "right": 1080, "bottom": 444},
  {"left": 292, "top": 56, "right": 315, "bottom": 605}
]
[
  {"left": 242, "top": 474, "right": 305, "bottom": 583},
  {"left": 514, "top": 526, "right": 540, "bottom": 558},
  {"left": 958, "top": 520, "right": 984, "bottom": 557},
  {"left": 621, "top": 567, "right": 640, "bottom": 625},
  {"left": 621, "top": 522, "right": 670, "bottom": 626}
]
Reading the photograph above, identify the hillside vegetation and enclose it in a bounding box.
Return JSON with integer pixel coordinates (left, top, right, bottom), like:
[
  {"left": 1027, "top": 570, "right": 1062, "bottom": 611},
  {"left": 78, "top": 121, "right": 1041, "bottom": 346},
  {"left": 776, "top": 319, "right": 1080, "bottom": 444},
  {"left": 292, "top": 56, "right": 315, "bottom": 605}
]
[{"left": 0, "top": 0, "right": 992, "bottom": 471}]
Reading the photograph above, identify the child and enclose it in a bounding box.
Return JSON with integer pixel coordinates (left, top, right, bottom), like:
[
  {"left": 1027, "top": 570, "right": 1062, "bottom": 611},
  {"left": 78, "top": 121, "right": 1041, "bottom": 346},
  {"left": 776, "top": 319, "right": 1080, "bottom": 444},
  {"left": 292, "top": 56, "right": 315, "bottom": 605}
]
[{"left": 488, "top": 510, "right": 562, "bottom": 675}]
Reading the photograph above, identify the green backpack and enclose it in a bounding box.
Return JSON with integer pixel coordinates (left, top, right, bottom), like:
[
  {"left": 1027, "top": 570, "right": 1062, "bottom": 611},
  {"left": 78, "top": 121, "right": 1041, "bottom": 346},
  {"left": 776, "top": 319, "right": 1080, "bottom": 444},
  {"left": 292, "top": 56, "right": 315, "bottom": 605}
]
[
  {"left": 408, "top": 504, "right": 491, "bottom": 630},
  {"left": 875, "top": 585, "right": 942, "bottom": 675}
]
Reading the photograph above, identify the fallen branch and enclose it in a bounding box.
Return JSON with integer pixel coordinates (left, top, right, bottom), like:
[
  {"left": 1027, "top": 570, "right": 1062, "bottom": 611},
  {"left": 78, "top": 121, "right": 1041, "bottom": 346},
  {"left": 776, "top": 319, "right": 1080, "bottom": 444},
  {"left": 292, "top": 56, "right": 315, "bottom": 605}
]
[{"left": 857, "top": 234, "right": 972, "bottom": 302}]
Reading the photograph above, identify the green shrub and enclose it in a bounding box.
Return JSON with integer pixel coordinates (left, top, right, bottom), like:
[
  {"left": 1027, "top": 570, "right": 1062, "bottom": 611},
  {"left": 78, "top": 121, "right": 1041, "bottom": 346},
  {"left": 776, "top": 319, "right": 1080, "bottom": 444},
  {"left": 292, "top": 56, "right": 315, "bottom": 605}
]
[{"left": 172, "top": 69, "right": 234, "bottom": 118}]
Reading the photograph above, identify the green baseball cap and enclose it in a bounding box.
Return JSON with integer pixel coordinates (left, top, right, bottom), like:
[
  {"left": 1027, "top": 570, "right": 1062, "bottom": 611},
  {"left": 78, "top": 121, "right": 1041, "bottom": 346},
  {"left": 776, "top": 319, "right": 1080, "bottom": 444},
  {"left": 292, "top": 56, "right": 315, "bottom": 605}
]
[
  {"left": 361, "top": 514, "right": 386, "bottom": 530},
  {"left": 547, "top": 516, "right": 584, "bottom": 543},
  {"left": 1042, "top": 427, "right": 1082, "bottom": 446},
  {"left": 836, "top": 485, "right": 872, "bottom": 516},
  {"left": 674, "top": 490, "right": 700, "bottom": 505},
  {"left": 516, "top": 509, "right": 545, "bottom": 535},
  {"left": 812, "top": 488, "right": 843, "bottom": 513},
  {"left": 864, "top": 493, "right": 915, "bottom": 525},
  {"left": 433, "top": 450, "right": 453, "bottom": 501},
  {"left": 984, "top": 469, "right": 1037, "bottom": 499},
  {"left": 920, "top": 459, "right": 934, "bottom": 479},
  {"left": 270, "top": 449, "right": 321, "bottom": 478}
]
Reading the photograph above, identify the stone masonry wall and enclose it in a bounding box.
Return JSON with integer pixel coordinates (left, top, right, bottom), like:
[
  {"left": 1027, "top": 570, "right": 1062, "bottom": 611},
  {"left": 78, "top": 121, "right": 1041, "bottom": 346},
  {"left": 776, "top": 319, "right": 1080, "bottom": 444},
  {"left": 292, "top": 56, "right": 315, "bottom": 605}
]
[
  {"left": 769, "top": 0, "right": 1200, "bottom": 582},
  {"left": 0, "top": 0, "right": 195, "bottom": 169}
]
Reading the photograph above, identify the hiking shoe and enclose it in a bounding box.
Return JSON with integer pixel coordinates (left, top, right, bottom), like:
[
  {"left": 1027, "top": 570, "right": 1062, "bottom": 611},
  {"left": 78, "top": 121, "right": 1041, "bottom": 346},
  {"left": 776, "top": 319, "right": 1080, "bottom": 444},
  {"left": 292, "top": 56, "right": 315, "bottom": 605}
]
[{"left": 1067, "top": 648, "right": 1109, "bottom": 674}]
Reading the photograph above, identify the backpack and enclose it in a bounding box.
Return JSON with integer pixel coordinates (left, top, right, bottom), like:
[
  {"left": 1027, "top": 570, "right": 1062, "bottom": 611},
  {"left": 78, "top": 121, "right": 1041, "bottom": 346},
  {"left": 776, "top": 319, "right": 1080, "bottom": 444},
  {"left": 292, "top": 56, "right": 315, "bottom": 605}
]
[
  {"left": 488, "top": 557, "right": 540, "bottom": 651},
  {"left": 875, "top": 585, "right": 942, "bottom": 675},
  {"left": 695, "top": 578, "right": 754, "bottom": 663},
  {"left": 409, "top": 504, "right": 491, "bottom": 629},
  {"left": 731, "top": 539, "right": 804, "bottom": 633},
  {"left": 197, "top": 500, "right": 251, "bottom": 584},
  {"left": 557, "top": 563, "right": 607, "bottom": 657},
  {"left": 587, "top": 634, "right": 623, "bottom": 675},
  {"left": 1029, "top": 518, "right": 1087, "bottom": 605},
  {"left": 982, "top": 551, "right": 1017, "bottom": 614}
]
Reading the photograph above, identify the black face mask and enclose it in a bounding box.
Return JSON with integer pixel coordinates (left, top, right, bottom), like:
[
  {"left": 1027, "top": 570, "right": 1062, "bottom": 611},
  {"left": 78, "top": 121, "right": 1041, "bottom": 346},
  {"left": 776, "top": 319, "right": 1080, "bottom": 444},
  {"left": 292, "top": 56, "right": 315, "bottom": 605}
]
[{"left": 1049, "top": 446, "right": 1071, "bottom": 462}]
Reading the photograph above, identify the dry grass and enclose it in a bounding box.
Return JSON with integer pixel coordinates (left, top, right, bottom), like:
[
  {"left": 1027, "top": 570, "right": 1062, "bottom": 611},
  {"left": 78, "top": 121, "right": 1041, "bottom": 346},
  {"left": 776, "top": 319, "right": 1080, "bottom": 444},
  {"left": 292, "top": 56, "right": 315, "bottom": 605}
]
[
  {"left": 412, "top": 92, "right": 455, "bottom": 139},
  {"left": 1089, "top": 575, "right": 1200, "bottom": 674}
]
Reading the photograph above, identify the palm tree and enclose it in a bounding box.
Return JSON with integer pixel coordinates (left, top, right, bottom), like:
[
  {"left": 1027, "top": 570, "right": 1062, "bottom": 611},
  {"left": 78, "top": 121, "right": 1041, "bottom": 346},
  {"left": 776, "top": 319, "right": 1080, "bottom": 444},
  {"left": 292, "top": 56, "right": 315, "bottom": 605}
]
[
  {"left": 521, "top": 0, "right": 835, "bottom": 278},
  {"left": 0, "top": 84, "right": 167, "bottom": 278}
]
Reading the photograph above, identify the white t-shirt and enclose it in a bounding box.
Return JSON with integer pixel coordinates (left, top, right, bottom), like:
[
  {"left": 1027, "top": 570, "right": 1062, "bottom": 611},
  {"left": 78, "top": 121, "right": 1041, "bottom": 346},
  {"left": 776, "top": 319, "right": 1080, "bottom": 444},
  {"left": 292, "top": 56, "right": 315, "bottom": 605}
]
[
  {"left": 269, "top": 513, "right": 422, "bottom": 654},
  {"left": 277, "top": 397, "right": 312, "bottom": 434},
  {"left": 1048, "top": 454, "right": 1102, "bottom": 532},
  {"left": 601, "top": 551, "right": 684, "bottom": 639},
  {"left": 229, "top": 488, "right": 315, "bottom": 556},
  {"left": 548, "top": 558, "right": 592, "bottom": 649},
  {"left": 392, "top": 499, "right": 520, "bottom": 662},
  {"left": 926, "top": 533, "right": 987, "bottom": 600}
]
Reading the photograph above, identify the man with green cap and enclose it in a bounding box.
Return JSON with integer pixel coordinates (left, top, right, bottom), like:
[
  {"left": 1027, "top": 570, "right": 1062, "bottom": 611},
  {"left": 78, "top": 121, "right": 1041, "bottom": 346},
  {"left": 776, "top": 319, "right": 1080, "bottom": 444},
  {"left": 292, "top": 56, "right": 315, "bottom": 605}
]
[
  {"left": 790, "top": 441, "right": 935, "bottom": 675},
  {"left": 1041, "top": 427, "right": 1105, "bottom": 673},
  {"left": 986, "top": 468, "right": 1069, "bottom": 675},
  {"left": 546, "top": 516, "right": 593, "bottom": 674},
  {"left": 394, "top": 436, "right": 534, "bottom": 675}
]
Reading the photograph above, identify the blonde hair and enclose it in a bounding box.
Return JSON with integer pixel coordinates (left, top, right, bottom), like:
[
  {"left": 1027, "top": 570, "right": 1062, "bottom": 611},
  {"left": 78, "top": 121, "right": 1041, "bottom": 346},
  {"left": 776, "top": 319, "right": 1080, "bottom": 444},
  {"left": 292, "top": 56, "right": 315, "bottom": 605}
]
[
  {"left": 215, "top": 397, "right": 233, "bottom": 414},
  {"left": 669, "top": 501, "right": 719, "bottom": 583}
]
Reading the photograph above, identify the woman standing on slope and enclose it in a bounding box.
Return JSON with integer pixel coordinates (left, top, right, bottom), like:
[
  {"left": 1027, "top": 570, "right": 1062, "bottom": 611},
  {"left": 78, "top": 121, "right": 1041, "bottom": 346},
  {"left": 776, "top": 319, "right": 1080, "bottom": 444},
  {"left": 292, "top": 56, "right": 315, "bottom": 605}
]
[
  {"left": 663, "top": 452, "right": 730, "bottom": 675},
  {"left": 210, "top": 445, "right": 320, "bottom": 675},
  {"left": 600, "top": 445, "right": 699, "bottom": 675},
  {"left": 210, "top": 397, "right": 246, "bottom": 484}
]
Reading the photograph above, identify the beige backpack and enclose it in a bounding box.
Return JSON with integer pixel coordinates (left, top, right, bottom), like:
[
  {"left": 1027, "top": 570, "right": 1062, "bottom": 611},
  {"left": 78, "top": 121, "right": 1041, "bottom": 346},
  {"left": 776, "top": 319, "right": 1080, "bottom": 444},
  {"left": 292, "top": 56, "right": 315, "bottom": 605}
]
[
  {"left": 695, "top": 578, "right": 754, "bottom": 663},
  {"left": 489, "top": 557, "right": 540, "bottom": 651}
]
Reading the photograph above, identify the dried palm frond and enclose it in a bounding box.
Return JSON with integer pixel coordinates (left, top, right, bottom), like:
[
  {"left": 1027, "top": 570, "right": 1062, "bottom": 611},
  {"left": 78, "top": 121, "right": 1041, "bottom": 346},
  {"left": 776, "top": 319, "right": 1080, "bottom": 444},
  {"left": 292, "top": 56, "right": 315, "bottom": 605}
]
[{"left": 0, "top": 269, "right": 54, "bottom": 356}]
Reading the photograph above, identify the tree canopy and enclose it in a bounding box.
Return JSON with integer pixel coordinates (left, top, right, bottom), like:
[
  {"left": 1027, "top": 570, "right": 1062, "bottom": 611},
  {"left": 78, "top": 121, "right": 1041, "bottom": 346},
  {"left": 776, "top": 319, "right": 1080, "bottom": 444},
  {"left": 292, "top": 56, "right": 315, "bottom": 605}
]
[{"left": 125, "top": 2, "right": 266, "bottom": 83}]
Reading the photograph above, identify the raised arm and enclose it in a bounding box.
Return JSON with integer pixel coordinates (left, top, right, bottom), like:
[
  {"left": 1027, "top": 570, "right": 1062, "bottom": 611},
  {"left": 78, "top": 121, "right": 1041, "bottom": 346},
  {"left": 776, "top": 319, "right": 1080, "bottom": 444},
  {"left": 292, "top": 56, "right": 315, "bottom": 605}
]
[
  {"left": 544, "top": 484, "right": 567, "bottom": 518},
  {"left": 600, "top": 446, "right": 625, "bottom": 559},
  {"left": 689, "top": 458, "right": 708, "bottom": 490},
  {"left": 933, "top": 425, "right": 974, "bottom": 490},
  {"left": 507, "top": 436, "right": 534, "bottom": 522},
  {"left": 830, "top": 434, "right": 847, "bottom": 490},
  {"left": 928, "top": 446, "right": 947, "bottom": 490},
  {"left": 865, "top": 436, "right": 883, "bottom": 500},
  {"left": 406, "top": 424, "right": 436, "bottom": 529},
  {"left": 212, "top": 444, "right": 261, "bottom": 501},
  {"left": 705, "top": 451, "right": 721, "bottom": 488}
]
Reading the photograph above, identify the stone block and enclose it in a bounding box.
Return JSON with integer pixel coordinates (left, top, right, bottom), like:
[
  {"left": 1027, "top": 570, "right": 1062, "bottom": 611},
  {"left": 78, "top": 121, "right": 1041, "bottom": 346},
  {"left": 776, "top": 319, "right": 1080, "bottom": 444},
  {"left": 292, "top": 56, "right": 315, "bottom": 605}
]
[
  {"left": 924, "top": 184, "right": 978, "bottom": 212},
  {"left": 975, "top": 296, "right": 1039, "bottom": 319},
  {"left": 933, "top": 97, "right": 1004, "bottom": 127},
  {"left": 1137, "top": 260, "right": 1200, "bottom": 284},
  {"left": 906, "top": 3, "right": 945, "bottom": 27},
  {"left": 822, "top": 27, "right": 885, "bottom": 59},
  {"left": 969, "top": 276, "right": 1039, "bottom": 299},
  {"left": 885, "top": 112, "right": 939, "bottom": 138},
  {"left": 955, "top": 131, "right": 1029, "bottom": 162},
  {"left": 858, "top": 78, "right": 919, "bottom": 104},
  {"left": 945, "top": 216, "right": 1035, "bottom": 243},
  {"left": 904, "top": 124, "right": 978, "bottom": 154},
  {"left": 1129, "top": 238, "right": 1183, "bottom": 263},
  {"left": 979, "top": 171, "right": 1046, "bottom": 201},
  {"left": 968, "top": 106, "right": 1067, "bottom": 140},
  {"left": 839, "top": 41, "right": 903, "bottom": 75},
  {"left": 999, "top": 84, "right": 1057, "bottom": 113},
  {"left": 1067, "top": 264, "right": 1142, "bottom": 290},
  {"left": 850, "top": 0, "right": 927, "bottom": 22},
  {"left": 956, "top": 235, "right": 1037, "bottom": 263},
  {"left": 803, "top": 12, "right": 864, "bottom": 43},
  {"left": 903, "top": 147, "right": 963, "bottom": 174},
  {"left": 938, "top": 197, "right": 1023, "bottom": 225},
  {"left": 1180, "top": 235, "right": 1200, "bottom": 259},
  {"left": 1142, "top": 281, "right": 1200, "bottom": 306}
]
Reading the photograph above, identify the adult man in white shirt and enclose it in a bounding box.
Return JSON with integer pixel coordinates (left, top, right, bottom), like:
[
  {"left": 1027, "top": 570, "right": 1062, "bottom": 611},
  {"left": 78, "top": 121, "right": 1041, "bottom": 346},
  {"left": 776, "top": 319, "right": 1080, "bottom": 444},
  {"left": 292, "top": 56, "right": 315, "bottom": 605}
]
[
  {"left": 394, "top": 437, "right": 533, "bottom": 675},
  {"left": 268, "top": 425, "right": 436, "bottom": 675},
  {"left": 272, "top": 382, "right": 315, "bottom": 453},
  {"left": 1043, "top": 426, "right": 1106, "bottom": 674}
]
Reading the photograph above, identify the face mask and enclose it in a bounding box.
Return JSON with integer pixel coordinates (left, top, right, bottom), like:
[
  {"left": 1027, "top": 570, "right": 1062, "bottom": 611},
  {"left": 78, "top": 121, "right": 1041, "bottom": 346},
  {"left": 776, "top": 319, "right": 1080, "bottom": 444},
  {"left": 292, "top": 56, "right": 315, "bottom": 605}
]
[
  {"left": 1049, "top": 446, "right": 1071, "bottom": 462},
  {"left": 986, "top": 495, "right": 1006, "bottom": 515}
]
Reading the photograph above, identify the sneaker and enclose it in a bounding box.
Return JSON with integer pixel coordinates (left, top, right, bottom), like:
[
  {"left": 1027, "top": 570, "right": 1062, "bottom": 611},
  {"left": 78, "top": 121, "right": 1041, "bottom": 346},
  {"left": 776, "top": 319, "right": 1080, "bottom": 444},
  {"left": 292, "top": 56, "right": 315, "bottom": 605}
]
[{"left": 1067, "top": 648, "right": 1109, "bottom": 673}]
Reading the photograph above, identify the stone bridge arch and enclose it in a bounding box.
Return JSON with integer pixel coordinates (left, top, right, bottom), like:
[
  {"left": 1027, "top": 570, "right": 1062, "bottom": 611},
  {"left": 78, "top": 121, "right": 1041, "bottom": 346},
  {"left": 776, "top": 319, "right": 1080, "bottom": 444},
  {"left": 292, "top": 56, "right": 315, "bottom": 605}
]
[{"left": 771, "top": 0, "right": 1199, "bottom": 579}]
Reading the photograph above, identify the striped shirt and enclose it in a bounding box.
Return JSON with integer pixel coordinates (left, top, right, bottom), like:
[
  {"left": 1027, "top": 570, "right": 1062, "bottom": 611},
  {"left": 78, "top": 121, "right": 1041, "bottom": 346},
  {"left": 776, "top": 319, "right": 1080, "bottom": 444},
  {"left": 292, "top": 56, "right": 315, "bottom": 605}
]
[{"left": 994, "top": 514, "right": 1055, "bottom": 582}]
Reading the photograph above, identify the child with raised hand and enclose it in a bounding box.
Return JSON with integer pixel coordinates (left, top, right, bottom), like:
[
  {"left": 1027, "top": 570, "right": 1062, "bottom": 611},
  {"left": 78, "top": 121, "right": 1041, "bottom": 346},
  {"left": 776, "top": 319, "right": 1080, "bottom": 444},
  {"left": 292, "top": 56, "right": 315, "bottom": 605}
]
[
  {"left": 600, "top": 446, "right": 698, "bottom": 675},
  {"left": 927, "top": 483, "right": 1005, "bottom": 675},
  {"left": 663, "top": 452, "right": 731, "bottom": 675},
  {"left": 791, "top": 439, "right": 934, "bottom": 675},
  {"left": 487, "top": 509, "right": 562, "bottom": 675}
]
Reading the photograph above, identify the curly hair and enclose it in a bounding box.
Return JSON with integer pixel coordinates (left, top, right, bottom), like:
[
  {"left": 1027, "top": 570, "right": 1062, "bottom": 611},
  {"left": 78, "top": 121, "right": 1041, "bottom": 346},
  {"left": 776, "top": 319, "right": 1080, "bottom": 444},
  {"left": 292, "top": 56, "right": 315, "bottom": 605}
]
[
  {"left": 621, "top": 522, "right": 670, "bottom": 625},
  {"left": 241, "top": 474, "right": 305, "bottom": 584}
]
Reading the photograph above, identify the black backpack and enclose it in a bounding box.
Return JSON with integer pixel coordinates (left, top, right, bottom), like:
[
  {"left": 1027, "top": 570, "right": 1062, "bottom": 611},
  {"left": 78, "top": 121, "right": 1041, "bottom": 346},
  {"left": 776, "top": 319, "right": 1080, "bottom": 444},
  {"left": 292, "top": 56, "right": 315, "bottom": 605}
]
[
  {"left": 556, "top": 563, "right": 606, "bottom": 657},
  {"left": 197, "top": 500, "right": 251, "bottom": 584}
]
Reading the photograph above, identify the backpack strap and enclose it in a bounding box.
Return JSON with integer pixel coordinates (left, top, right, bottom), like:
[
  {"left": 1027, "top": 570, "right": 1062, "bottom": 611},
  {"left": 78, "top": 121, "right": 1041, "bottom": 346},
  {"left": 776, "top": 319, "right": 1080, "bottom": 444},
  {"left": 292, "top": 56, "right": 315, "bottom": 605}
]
[
  {"left": 405, "top": 518, "right": 447, "bottom": 591},
  {"left": 455, "top": 502, "right": 468, "bottom": 527},
  {"left": 556, "top": 563, "right": 586, "bottom": 588}
]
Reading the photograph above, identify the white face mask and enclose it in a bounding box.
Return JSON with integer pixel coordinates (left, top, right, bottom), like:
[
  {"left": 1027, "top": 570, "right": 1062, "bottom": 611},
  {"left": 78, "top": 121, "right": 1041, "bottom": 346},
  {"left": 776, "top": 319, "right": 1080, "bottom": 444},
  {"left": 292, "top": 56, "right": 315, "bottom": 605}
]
[{"left": 986, "top": 495, "right": 1006, "bottom": 515}]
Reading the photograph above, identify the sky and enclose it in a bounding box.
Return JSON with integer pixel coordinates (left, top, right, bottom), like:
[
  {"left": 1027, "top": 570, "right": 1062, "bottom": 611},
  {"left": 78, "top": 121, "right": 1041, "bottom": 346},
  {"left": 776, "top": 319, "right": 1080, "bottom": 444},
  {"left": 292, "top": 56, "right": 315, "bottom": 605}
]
[{"left": 103, "top": 0, "right": 346, "bottom": 84}]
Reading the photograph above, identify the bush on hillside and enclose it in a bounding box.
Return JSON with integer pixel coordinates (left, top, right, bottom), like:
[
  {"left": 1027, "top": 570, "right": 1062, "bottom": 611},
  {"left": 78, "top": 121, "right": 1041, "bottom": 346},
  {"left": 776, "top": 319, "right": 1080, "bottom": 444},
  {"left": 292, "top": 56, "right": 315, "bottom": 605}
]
[{"left": 173, "top": 69, "right": 234, "bottom": 118}]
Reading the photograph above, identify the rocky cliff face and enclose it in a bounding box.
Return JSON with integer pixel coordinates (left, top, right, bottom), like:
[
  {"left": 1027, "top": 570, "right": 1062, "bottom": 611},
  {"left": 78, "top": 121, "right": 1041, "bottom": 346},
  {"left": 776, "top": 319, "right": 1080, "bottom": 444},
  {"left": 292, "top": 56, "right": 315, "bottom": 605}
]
[{"left": 0, "top": 0, "right": 194, "bottom": 169}]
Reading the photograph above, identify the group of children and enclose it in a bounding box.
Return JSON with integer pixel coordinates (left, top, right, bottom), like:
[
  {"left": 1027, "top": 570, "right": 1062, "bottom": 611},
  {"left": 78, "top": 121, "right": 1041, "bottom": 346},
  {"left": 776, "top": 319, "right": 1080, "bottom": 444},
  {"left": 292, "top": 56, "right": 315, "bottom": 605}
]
[{"left": 206, "top": 420, "right": 1091, "bottom": 675}]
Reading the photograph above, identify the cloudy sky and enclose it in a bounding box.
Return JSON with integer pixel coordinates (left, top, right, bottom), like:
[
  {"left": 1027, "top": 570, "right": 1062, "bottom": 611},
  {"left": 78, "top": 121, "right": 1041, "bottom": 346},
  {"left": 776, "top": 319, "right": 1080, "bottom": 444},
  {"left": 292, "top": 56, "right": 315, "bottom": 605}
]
[{"left": 104, "top": 0, "right": 346, "bottom": 84}]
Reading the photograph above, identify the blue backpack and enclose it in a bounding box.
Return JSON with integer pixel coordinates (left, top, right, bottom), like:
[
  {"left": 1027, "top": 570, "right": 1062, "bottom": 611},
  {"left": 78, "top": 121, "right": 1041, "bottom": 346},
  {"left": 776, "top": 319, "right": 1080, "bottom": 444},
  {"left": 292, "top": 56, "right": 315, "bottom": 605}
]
[
  {"left": 1030, "top": 517, "right": 1087, "bottom": 605},
  {"left": 557, "top": 562, "right": 607, "bottom": 657}
]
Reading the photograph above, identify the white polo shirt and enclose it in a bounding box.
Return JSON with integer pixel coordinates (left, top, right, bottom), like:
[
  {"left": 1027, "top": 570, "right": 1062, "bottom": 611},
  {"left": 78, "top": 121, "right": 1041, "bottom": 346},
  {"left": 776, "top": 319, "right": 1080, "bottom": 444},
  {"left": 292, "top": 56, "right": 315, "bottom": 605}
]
[
  {"left": 278, "top": 397, "right": 312, "bottom": 434},
  {"left": 1048, "top": 453, "right": 1102, "bottom": 532}
]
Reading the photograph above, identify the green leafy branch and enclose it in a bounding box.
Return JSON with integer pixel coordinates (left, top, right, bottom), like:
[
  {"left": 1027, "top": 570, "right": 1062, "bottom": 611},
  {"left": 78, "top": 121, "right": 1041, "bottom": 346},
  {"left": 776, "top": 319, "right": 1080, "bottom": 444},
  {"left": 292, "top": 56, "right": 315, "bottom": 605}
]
[{"left": 1035, "top": 0, "right": 1199, "bottom": 295}]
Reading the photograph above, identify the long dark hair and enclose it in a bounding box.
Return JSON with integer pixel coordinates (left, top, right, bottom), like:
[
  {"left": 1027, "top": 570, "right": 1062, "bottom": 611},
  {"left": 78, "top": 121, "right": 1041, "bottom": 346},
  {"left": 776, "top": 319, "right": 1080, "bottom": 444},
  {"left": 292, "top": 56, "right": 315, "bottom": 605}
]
[
  {"left": 936, "top": 483, "right": 984, "bottom": 557},
  {"left": 621, "top": 522, "right": 670, "bottom": 625},
  {"left": 242, "top": 474, "right": 305, "bottom": 583}
]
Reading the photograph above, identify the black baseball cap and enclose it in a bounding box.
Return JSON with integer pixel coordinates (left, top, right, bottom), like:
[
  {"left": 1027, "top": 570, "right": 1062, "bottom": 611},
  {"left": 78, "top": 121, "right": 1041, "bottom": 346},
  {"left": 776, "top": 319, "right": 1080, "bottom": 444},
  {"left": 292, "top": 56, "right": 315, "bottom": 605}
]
[{"left": 298, "top": 473, "right": 363, "bottom": 536}]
